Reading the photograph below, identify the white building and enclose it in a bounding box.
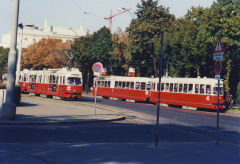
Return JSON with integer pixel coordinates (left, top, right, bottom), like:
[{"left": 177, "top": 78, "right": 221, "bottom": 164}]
[{"left": 0, "top": 20, "right": 86, "bottom": 49}]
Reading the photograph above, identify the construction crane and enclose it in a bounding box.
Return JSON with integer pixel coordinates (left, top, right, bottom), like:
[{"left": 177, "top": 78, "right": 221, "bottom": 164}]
[{"left": 104, "top": 8, "right": 131, "bottom": 33}]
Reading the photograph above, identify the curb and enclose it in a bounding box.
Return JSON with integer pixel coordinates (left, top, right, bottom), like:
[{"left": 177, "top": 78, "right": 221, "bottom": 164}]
[{"left": 0, "top": 116, "right": 126, "bottom": 125}]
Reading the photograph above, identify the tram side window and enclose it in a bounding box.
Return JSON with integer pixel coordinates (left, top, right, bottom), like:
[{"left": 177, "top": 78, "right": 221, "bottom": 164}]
[
  {"left": 123, "top": 82, "right": 126, "bottom": 89},
  {"left": 38, "top": 75, "right": 42, "bottom": 83},
  {"left": 174, "top": 83, "right": 178, "bottom": 92},
  {"left": 101, "top": 81, "right": 105, "bottom": 87},
  {"left": 179, "top": 84, "right": 183, "bottom": 92},
  {"left": 107, "top": 81, "right": 111, "bottom": 88},
  {"left": 97, "top": 81, "right": 101, "bottom": 87},
  {"left": 151, "top": 83, "right": 155, "bottom": 91},
  {"left": 63, "top": 76, "right": 65, "bottom": 84},
  {"left": 161, "top": 83, "right": 164, "bottom": 91},
  {"left": 126, "top": 82, "right": 130, "bottom": 89},
  {"left": 195, "top": 84, "right": 199, "bottom": 94},
  {"left": 105, "top": 81, "right": 108, "bottom": 88},
  {"left": 135, "top": 82, "right": 140, "bottom": 90},
  {"left": 213, "top": 87, "right": 223, "bottom": 95},
  {"left": 119, "top": 81, "right": 122, "bottom": 88},
  {"left": 146, "top": 83, "right": 151, "bottom": 90},
  {"left": 200, "top": 84, "right": 205, "bottom": 94},
  {"left": 183, "top": 84, "right": 188, "bottom": 93},
  {"left": 115, "top": 81, "right": 118, "bottom": 88},
  {"left": 165, "top": 83, "right": 169, "bottom": 92},
  {"left": 60, "top": 76, "right": 62, "bottom": 84},
  {"left": 56, "top": 76, "right": 59, "bottom": 84},
  {"left": 206, "top": 85, "right": 211, "bottom": 94},
  {"left": 141, "top": 82, "right": 146, "bottom": 90},
  {"left": 169, "top": 83, "right": 173, "bottom": 92},
  {"left": 23, "top": 75, "right": 27, "bottom": 82},
  {"left": 188, "top": 84, "right": 193, "bottom": 93},
  {"left": 157, "top": 83, "right": 159, "bottom": 91},
  {"left": 130, "top": 82, "right": 134, "bottom": 89}
]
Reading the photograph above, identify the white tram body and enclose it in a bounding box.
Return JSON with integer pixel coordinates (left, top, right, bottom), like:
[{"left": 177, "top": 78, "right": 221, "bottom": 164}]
[
  {"left": 19, "top": 68, "right": 82, "bottom": 99},
  {"left": 92, "top": 76, "right": 224, "bottom": 109}
]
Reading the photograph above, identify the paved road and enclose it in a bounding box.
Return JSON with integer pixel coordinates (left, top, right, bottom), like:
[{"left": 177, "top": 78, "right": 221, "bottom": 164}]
[
  {"left": 0, "top": 95, "right": 239, "bottom": 164},
  {"left": 80, "top": 96, "right": 240, "bottom": 144}
]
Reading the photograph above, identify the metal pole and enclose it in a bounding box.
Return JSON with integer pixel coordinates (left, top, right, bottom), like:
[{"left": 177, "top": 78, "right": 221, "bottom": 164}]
[
  {"left": 16, "top": 24, "right": 23, "bottom": 84},
  {"left": 94, "top": 78, "right": 97, "bottom": 116},
  {"left": 216, "top": 79, "right": 220, "bottom": 144},
  {"left": 1, "top": 0, "right": 20, "bottom": 120},
  {"left": 155, "top": 31, "right": 164, "bottom": 147}
]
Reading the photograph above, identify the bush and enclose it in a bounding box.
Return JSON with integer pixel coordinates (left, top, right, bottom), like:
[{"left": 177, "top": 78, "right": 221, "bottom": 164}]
[
  {"left": 0, "top": 84, "right": 21, "bottom": 105},
  {"left": 236, "top": 82, "right": 240, "bottom": 105}
]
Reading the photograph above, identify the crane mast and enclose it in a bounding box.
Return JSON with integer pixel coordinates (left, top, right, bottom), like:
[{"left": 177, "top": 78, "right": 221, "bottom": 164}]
[{"left": 104, "top": 8, "right": 131, "bottom": 33}]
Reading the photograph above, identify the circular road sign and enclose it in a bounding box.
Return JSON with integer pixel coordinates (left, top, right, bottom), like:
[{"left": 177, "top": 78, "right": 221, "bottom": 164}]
[
  {"left": 214, "top": 61, "right": 222, "bottom": 75},
  {"left": 92, "top": 62, "right": 103, "bottom": 73}
]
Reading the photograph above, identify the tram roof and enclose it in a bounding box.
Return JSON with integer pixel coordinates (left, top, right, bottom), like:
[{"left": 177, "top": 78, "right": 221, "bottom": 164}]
[{"left": 97, "top": 75, "right": 223, "bottom": 85}]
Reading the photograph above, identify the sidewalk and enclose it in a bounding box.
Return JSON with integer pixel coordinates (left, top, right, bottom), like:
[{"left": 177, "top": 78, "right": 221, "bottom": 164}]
[{"left": 0, "top": 95, "right": 125, "bottom": 125}]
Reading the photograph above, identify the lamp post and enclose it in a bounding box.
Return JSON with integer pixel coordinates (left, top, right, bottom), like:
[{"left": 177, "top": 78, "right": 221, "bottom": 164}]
[
  {"left": 1, "top": 0, "right": 20, "bottom": 120},
  {"left": 16, "top": 23, "right": 23, "bottom": 84}
]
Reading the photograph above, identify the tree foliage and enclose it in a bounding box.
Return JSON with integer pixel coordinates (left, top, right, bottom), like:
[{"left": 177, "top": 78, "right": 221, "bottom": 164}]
[
  {"left": 22, "top": 38, "right": 70, "bottom": 70},
  {"left": 0, "top": 47, "right": 9, "bottom": 76},
  {"left": 127, "top": 0, "right": 175, "bottom": 77},
  {"left": 111, "top": 29, "right": 131, "bottom": 75}
]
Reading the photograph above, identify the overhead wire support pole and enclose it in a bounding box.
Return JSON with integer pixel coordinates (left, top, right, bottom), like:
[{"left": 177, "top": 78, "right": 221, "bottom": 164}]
[{"left": 155, "top": 31, "right": 164, "bottom": 147}]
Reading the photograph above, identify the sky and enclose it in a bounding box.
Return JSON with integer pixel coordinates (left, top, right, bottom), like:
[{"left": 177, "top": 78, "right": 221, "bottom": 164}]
[{"left": 0, "top": 0, "right": 217, "bottom": 38}]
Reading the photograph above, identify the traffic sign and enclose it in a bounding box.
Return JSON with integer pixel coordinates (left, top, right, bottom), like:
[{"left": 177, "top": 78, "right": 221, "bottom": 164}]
[
  {"left": 214, "top": 61, "right": 222, "bottom": 75},
  {"left": 213, "top": 36, "right": 224, "bottom": 53},
  {"left": 213, "top": 52, "right": 224, "bottom": 61},
  {"left": 215, "top": 75, "right": 220, "bottom": 80},
  {"left": 92, "top": 62, "right": 103, "bottom": 73},
  {"left": 213, "top": 36, "right": 224, "bottom": 61}
]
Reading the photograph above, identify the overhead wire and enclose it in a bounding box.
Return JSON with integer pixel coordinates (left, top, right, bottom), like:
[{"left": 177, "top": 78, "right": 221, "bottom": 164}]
[{"left": 71, "top": 0, "right": 103, "bottom": 19}]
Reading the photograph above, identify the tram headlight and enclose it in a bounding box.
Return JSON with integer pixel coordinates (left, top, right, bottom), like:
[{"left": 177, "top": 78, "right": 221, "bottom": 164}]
[{"left": 67, "top": 86, "right": 71, "bottom": 91}]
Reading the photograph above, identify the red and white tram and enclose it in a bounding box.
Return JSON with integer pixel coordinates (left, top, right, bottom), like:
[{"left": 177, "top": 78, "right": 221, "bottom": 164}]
[
  {"left": 92, "top": 76, "right": 224, "bottom": 110},
  {"left": 19, "top": 68, "right": 82, "bottom": 99}
]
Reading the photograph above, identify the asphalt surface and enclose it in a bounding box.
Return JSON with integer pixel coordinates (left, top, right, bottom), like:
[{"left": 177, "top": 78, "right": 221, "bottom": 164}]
[{"left": 0, "top": 94, "right": 239, "bottom": 164}]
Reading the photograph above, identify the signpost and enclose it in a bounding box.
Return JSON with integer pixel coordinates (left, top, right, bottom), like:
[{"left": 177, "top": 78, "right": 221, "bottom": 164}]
[
  {"left": 213, "top": 36, "right": 224, "bottom": 145},
  {"left": 92, "top": 62, "right": 103, "bottom": 115}
]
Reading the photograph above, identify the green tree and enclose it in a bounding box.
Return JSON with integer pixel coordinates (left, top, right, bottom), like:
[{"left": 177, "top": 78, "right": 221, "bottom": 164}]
[
  {"left": 87, "top": 26, "right": 113, "bottom": 74},
  {"left": 209, "top": 0, "right": 240, "bottom": 103},
  {"left": 127, "top": 0, "right": 175, "bottom": 77},
  {"left": 0, "top": 47, "right": 9, "bottom": 76},
  {"left": 236, "top": 82, "right": 240, "bottom": 105},
  {"left": 69, "top": 34, "right": 93, "bottom": 92}
]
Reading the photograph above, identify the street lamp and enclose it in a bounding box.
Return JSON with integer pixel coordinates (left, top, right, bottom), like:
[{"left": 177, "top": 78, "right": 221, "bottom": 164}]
[{"left": 16, "top": 23, "right": 23, "bottom": 84}]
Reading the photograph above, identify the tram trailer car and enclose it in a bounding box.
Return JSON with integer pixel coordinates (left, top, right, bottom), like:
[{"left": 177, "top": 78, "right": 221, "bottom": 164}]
[
  {"left": 150, "top": 77, "right": 224, "bottom": 110},
  {"left": 19, "top": 68, "right": 82, "bottom": 99},
  {"left": 93, "top": 76, "right": 224, "bottom": 110},
  {"left": 93, "top": 76, "right": 152, "bottom": 102}
]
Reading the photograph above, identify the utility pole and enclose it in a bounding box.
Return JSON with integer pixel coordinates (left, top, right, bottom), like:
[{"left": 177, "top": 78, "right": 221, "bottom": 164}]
[
  {"left": 1, "top": 0, "right": 20, "bottom": 120},
  {"left": 16, "top": 23, "right": 23, "bottom": 85},
  {"left": 155, "top": 31, "right": 164, "bottom": 147}
]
